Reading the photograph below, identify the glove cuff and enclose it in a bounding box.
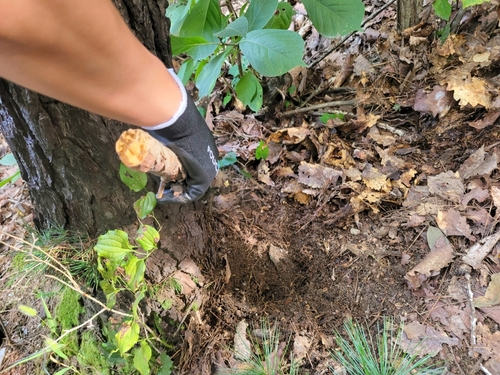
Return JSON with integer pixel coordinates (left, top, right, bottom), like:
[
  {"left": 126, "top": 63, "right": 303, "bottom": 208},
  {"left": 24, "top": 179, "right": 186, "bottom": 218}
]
[{"left": 145, "top": 69, "right": 188, "bottom": 131}]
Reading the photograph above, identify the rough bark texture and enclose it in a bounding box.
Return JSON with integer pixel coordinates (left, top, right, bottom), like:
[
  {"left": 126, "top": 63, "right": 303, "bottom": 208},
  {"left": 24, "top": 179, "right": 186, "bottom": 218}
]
[
  {"left": 0, "top": 0, "right": 172, "bottom": 235},
  {"left": 397, "top": 0, "right": 423, "bottom": 30}
]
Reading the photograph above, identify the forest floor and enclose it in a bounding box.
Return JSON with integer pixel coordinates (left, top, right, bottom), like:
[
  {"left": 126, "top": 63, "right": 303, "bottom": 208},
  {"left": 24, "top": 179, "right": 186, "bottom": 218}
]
[{"left": 3, "top": 0, "right": 500, "bottom": 374}]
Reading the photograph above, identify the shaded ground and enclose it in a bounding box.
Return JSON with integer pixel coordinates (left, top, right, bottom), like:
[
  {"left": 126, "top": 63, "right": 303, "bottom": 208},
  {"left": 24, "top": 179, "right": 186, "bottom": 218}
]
[{"left": 3, "top": 0, "right": 500, "bottom": 374}]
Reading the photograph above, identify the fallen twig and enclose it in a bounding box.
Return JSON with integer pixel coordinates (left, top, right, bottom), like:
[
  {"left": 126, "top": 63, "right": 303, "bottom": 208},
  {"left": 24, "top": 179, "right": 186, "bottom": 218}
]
[
  {"left": 307, "top": 0, "right": 397, "bottom": 69},
  {"left": 278, "top": 99, "right": 356, "bottom": 118},
  {"left": 465, "top": 273, "right": 477, "bottom": 346}
]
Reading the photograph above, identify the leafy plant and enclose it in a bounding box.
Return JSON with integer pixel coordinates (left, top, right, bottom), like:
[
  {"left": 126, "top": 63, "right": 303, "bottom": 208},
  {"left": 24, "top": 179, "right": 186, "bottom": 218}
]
[
  {"left": 330, "top": 318, "right": 446, "bottom": 375},
  {"left": 0, "top": 153, "right": 21, "bottom": 188},
  {"left": 255, "top": 140, "right": 269, "bottom": 161},
  {"left": 169, "top": 0, "right": 364, "bottom": 111}
]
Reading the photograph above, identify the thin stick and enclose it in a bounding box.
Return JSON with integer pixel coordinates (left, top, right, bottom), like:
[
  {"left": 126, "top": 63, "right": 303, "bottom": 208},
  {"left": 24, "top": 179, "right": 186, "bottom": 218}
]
[
  {"left": 277, "top": 99, "right": 356, "bottom": 118},
  {"left": 465, "top": 273, "right": 477, "bottom": 346},
  {"left": 0, "top": 314, "right": 12, "bottom": 345},
  {"left": 480, "top": 364, "right": 493, "bottom": 375},
  {"left": 307, "top": 0, "right": 397, "bottom": 69}
]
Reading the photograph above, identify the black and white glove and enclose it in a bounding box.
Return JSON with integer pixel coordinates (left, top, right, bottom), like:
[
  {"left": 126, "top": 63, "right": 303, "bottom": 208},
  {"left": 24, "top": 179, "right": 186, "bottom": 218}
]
[{"left": 144, "top": 70, "right": 219, "bottom": 204}]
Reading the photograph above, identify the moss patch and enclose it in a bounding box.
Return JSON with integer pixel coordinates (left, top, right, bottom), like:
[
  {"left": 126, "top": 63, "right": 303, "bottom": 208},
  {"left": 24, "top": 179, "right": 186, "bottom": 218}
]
[
  {"left": 78, "top": 331, "right": 111, "bottom": 375},
  {"left": 55, "top": 287, "right": 84, "bottom": 354}
]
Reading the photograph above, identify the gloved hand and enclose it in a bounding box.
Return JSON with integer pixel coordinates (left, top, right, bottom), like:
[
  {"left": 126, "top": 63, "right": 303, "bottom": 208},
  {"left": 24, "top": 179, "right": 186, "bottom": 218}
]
[{"left": 144, "top": 70, "right": 219, "bottom": 203}]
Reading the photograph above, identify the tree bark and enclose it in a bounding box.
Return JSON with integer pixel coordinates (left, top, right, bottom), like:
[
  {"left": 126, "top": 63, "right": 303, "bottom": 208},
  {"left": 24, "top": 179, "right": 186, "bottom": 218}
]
[
  {"left": 0, "top": 0, "right": 172, "bottom": 235},
  {"left": 397, "top": 0, "right": 423, "bottom": 31}
]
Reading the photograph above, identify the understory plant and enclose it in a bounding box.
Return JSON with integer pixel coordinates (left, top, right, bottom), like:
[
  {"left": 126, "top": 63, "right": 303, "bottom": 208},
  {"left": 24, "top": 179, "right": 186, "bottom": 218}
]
[
  {"left": 330, "top": 318, "right": 446, "bottom": 375},
  {"left": 168, "top": 0, "right": 365, "bottom": 111}
]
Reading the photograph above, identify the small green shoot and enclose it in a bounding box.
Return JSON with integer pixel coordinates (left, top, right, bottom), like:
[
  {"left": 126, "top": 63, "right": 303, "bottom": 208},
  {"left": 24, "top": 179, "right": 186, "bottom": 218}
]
[
  {"left": 0, "top": 153, "right": 21, "bottom": 188},
  {"left": 320, "top": 112, "right": 345, "bottom": 124},
  {"left": 218, "top": 151, "right": 238, "bottom": 168},
  {"left": 255, "top": 140, "right": 269, "bottom": 161}
]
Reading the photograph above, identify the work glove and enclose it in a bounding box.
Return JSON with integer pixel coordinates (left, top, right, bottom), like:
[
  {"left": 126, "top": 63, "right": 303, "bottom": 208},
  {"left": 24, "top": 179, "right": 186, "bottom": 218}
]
[{"left": 144, "top": 70, "right": 219, "bottom": 204}]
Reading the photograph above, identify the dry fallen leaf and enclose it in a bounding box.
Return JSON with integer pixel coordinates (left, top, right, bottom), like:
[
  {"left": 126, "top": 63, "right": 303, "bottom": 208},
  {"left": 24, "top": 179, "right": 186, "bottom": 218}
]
[
  {"left": 234, "top": 320, "right": 251, "bottom": 361},
  {"left": 457, "top": 145, "right": 498, "bottom": 180},
  {"left": 436, "top": 208, "right": 474, "bottom": 241},
  {"left": 298, "top": 162, "right": 342, "bottom": 189},
  {"left": 257, "top": 160, "right": 275, "bottom": 186},
  {"left": 413, "top": 85, "right": 454, "bottom": 118},
  {"left": 405, "top": 227, "right": 455, "bottom": 289},
  {"left": 427, "top": 171, "right": 464, "bottom": 203},
  {"left": 269, "top": 127, "right": 310, "bottom": 145},
  {"left": 399, "top": 321, "right": 459, "bottom": 357},
  {"left": 469, "top": 110, "right": 500, "bottom": 129},
  {"left": 362, "top": 164, "right": 390, "bottom": 192},
  {"left": 474, "top": 273, "right": 500, "bottom": 308},
  {"left": 491, "top": 186, "right": 500, "bottom": 214},
  {"left": 462, "top": 230, "right": 500, "bottom": 269},
  {"left": 462, "top": 187, "right": 490, "bottom": 206},
  {"left": 446, "top": 75, "right": 492, "bottom": 109}
]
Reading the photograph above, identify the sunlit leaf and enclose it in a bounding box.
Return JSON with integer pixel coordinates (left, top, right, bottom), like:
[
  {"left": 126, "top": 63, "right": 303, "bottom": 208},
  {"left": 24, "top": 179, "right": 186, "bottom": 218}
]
[
  {"left": 240, "top": 29, "right": 306, "bottom": 77},
  {"left": 135, "top": 225, "right": 159, "bottom": 252},
  {"left": 116, "top": 320, "right": 140, "bottom": 355},
  {"left": 433, "top": 0, "right": 451, "bottom": 21},
  {"left": 255, "top": 140, "right": 269, "bottom": 160},
  {"left": 124, "top": 256, "right": 145, "bottom": 292},
  {"left": 244, "top": 0, "right": 278, "bottom": 31},
  {"left": 264, "top": 2, "right": 293, "bottom": 30},
  {"left": 94, "top": 230, "right": 133, "bottom": 262},
  {"left": 46, "top": 338, "right": 68, "bottom": 360},
  {"left": 463, "top": 0, "right": 491, "bottom": 8}
]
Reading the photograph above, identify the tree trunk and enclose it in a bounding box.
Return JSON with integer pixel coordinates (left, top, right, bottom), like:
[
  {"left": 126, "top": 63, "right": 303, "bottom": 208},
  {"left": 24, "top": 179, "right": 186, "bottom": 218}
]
[
  {"left": 0, "top": 0, "right": 172, "bottom": 235},
  {"left": 397, "top": 0, "right": 423, "bottom": 31}
]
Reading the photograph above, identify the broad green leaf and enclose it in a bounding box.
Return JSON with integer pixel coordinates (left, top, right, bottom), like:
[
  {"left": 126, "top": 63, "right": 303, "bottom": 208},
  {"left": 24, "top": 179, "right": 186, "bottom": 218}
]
[
  {"left": 235, "top": 71, "right": 263, "bottom": 111},
  {"left": 94, "top": 230, "right": 133, "bottom": 262},
  {"left": 240, "top": 29, "right": 306, "bottom": 77},
  {"left": 0, "top": 170, "right": 21, "bottom": 188},
  {"left": 18, "top": 305, "right": 38, "bottom": 317},
  {"left": 218, "top": 152, "right": 237, "bottom": 168},
  {"left": 134, "top": 192, "right": 157, "bottom": 220},
  {"left": 177, "top": 58, "right": 197, "bottom": 85},
  {"left": 255, "top": 140, "right": 269, "bottom": 160},
  {"left": 159, "top": 353, "right": 174, "bottom": 375},
  {"left": 215, "top": 16, "right": 249, "bottom": 38},
  {"left": 433, "top": 0, "right": 451, "bottom": 21},
  {"left": 301, "top": 0, "right": 364, "bottom": 37},
  {"left": 99, "top": 280, "right": 118, "bottom": 308},
  {"left": 115, "top": 320, "right": 140, "bottom": 355},
  {"left": 170, "top": 35, "right": 217, "bottom": 61},
  {"left": 463, "top": 0, "right": 491, "bottom": 8},
  {"left": 0, "top": 153, "right": 17, "bottom": 166},
  {"left": 46, "top": 337, "right": 68, "bottom": 360},
  {"left": 245, "top": 0, "right": 278, "bottom": 31},
  {"left": 124, "top": 255, "right": 145, "bottom": 291},
  {"left": 196, "top": 47, "right": 233, "bottom": 97},
  {"left": 180, "top": 0, "right": 226, "bottom": 40},
  {"left": 264, "top": 2, "right": 293, "bottom": 30},
  {"left": 119, "top": 163, "right": 147, "bottom": 192},
  {"left": 133, "top": 341, "right": 152, "bottom": 375},
  {"left": 135, "top": 224, "right": 160, "bottom": 252},
  {"left": 166, "top": 1, "right": 193, "bottom": 36}
]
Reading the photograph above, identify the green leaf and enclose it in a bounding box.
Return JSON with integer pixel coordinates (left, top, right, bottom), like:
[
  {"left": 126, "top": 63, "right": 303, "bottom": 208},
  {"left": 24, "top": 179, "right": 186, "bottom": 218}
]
[
  {"left": 215, "top": 16, "right": 249, "bottom": 38},
  {"left": 115, "top": 320, "right": 140, "bottom": 355},
  {"left": 158, "top": 353, "right": 174, "bottom": 375},
  {"left": 53, "top": 368, "right": 73, "bottom": 375},
  {"left": 437, "top": 24, "right": 451, "bottom": 44},
  {"left": 119, "top": 163, "right": 147, "bottom": 192},
  {"left": 223, "top": 94, "right": 232, "bottom": 106},
  {"left": 0, "top": 170, "right": 21, "bottom": 188},
  {"left": 133, "top": 342, "right": 152, "bottom": 375},
  {"left": 180, "top": 0, "right": 226, "bottom": 40},
  {"left": 166, "top": 1, "right": 193, "bottom": 36},
  {"left": 320, "top": 112, "right": 345, "bottom": 123},
  {"left": 255, "top": 140, "right": 269, "bottom": 160},
  {"left": 433, "top": 0, "right": 451, "bottom": 21},
  {"left": 40, "top": 297, "right": 57, "bottom": 334},
  {"left": 245, "top": 0, "right": 278, "bottom": 31},
  {"left": 196, "top": 47, "right": 233, "bottom": 98},
  {"left": 134, "top": 192, "right": 157, "bottom": 220},
  {"left": 94, "top": 230, "right": 133, "bottom": 262},
  {"left": 131, "top": 289, "right": 146, "bottom": 317},
  {"left": 170, "top": 35, "right": 217, "bottom": 61},
  {"left": 0, "top": 153, "right": 17, "bottom": 166},
  {"left": 46, "top": 337, "right": 68, "bottom": 360},
  {"left": 99, "top": 280, "right": 118, "bottom": 308},
  {"left": 18, "top": 305, "right": 38, "bottom": 317},
  {"left": 240, "top": 29, "right": 306, "bottom": 77},
  {"left": 235, "top": 71, "right": 263, "bottom": 111},
  {"left": 301, "top": 0, "right": 364, "bottom": 37},
  {"left": 218, "top": 152, "right": 238, "bottom": 168},
  {"left": 264, "top": 2, "right": 293, "bottom": 30},
  {"left": 135, "top": 224, "right": 160, "bottom": 252},
  {"left": 177, "top": 58, "right": 197, "bottom": 85},
  {"left": 463, "top": 0, "right": 491, "bottom": 8},
  {"left": 124, "top": 255, "right": 145, "bottom": 292}
]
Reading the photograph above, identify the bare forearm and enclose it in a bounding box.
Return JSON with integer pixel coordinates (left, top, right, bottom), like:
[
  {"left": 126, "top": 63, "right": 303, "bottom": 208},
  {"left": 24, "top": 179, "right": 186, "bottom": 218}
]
[{"left": 0, "top": 0, "right": 181, "bottom": 127}]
